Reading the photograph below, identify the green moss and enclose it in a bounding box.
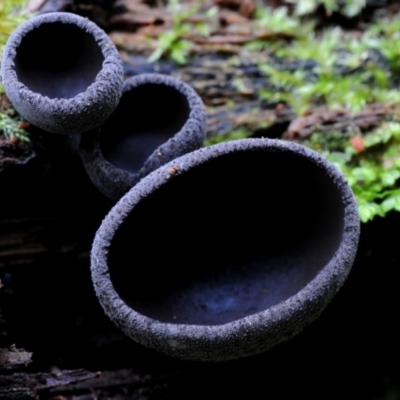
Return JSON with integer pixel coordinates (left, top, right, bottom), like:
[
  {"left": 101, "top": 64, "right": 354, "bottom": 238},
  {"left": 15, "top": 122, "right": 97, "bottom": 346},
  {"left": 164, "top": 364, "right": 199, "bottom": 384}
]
[
  {"left": 205, "top": 128, "right": 250, "bottom": 146},
  {"left": 0, "top": 112, "right": 30, "bottom": 142},
  {"left": 295, "top": 0, "right": 366, "bottom": 18},
  {"left": 148, "top": 0, "right": 217, "bottom": 65},
  {"left": 0, "top": 0, "right": 30, "bottom": 142},
  {"left": 0, "top": 0, "right": 30, "bottom": 66},
  {"left": 306, "top": 121, "right": 400, "bottom": 222},
  {"left": 148, "top": 1, "right": 400, "bottom": 221},
  {"left": 254, "top": 22, "right": 398, "bottom": 114},
  {"left": 2, "top": 1, "right": 398, "bottom": 221},
  {"left": 246, "top": 7, "right": 400, "bottom": 221}
]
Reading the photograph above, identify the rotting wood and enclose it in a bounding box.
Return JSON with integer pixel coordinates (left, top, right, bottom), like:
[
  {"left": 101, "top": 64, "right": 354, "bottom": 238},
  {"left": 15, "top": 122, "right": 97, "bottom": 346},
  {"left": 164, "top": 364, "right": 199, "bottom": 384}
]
[{"left": 0, "top": 345, "right": 32, "bottom": 371}]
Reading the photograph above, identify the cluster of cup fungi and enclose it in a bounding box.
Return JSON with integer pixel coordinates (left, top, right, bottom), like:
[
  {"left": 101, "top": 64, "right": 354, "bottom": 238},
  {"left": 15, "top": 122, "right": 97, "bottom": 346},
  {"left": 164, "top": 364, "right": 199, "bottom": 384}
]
[{"left": 1, "top": 12, "right": 360, "bottom": 362}]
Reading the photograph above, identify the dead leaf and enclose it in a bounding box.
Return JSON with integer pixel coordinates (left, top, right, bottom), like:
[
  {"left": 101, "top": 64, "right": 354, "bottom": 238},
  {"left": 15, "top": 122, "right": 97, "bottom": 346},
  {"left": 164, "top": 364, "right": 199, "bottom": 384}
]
[{"left": 349, "top": 135, "right": 365, "bottom": 153}]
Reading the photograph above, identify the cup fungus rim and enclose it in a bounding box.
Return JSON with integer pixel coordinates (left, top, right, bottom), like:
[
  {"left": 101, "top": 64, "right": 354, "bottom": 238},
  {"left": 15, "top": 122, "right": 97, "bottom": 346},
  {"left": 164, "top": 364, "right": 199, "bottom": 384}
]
[
  {"left": 91, "top": 138, "right": 360, "bottom": 361},
  {"left": 1, "top": 12, "right": 123, "bottom": 134}
]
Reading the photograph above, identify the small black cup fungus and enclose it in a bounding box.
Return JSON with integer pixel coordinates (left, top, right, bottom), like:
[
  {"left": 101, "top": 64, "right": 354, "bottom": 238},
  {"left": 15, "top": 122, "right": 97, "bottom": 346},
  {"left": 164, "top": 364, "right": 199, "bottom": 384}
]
[
  {"left": 1, "top": 12, "right": 123, "bottom": 134},
  {"left": 80, "top": 73, "right": 206, "bottom": 200}
]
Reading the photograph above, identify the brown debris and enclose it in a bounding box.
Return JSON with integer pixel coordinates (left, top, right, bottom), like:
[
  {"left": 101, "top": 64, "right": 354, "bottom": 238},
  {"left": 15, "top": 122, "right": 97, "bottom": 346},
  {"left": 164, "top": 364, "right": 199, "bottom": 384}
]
[
  {"left": 202, "top": 34, "right": 253, "bottom": 44},
  {"left": 27, "top": 0, "right": 47, "bottom": 12},
  {"left": 239, "top": 0, "right": 256, "bottom": 18},
  {"left": 285, "top": 108, "right": 348, "bottom": 139},
  {"left": 0, "top": 137, "right": 35, "bottom": 173},
  {"left": 113, "top": 0, "right": 152, "bottom": 13},
  {"left": 219, "top": 9, "right": 250, "bottom": 25},
  {"left": 353, "top": 103, "right": 394, "bottom": 130},
  {"left": 214, "top": 0, "right": 256, "bottom": 18},
  {"left": 109, "top": 11, "right": 164, "bottom": 30},
  {"left": 283, "top": 104, "right": 395, "bottom": 141},
  {"left": 106, "top": 0, "right": 299, "bottom": 57},
  {"left": 0, "top": 369, "right": 99, "bottom": 393},
  {"left": 349, "top": 135, "right": 365, "bottom": 153},
  {"left": 206, "top": 101, "right": 294, "bottom": 138},
  {"left": 0, "top": 218, "right": 53, "bottom": 269},
  {"left": 0, "top": 93, "right": 14, "bottom": 116},
  {"left": 109, "top": 31, "right": 158, "bottom": 53},
  {"left": 0, "top": 345, "right": 32, "bottom": 370}
]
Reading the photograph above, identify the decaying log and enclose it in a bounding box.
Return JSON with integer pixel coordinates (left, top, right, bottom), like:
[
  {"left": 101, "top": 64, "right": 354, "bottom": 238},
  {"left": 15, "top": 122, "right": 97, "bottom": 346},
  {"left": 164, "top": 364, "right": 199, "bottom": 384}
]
[{"left": 0, "top": 345, "right": 32, "bottom": 371}]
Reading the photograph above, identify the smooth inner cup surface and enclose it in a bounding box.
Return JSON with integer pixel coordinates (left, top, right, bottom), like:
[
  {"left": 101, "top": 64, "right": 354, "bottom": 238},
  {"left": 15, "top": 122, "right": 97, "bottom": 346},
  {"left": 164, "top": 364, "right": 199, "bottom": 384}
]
[
  {"left": 100, "top": 83, "right": 191, "bottom": 173},
  {"left": 109, "top": 150, "right": 345, "bottom": 326},
  {"left": 15, "top": 22, "right": 104, "bottom": 99}
]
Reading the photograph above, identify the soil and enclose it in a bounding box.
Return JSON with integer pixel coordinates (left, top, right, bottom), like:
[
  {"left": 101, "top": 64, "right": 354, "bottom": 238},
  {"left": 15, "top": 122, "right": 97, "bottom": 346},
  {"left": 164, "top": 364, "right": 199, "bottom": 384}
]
[{"left": 1, "top": 0, "right": 400, "bottom": 399}]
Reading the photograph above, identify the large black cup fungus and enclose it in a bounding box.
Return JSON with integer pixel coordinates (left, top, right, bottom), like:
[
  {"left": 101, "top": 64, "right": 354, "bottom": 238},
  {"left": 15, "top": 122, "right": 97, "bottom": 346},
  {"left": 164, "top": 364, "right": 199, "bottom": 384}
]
[
  {"left": 80, "top": 73, "right": 206, "bottom": 200},
  {"left": 91, "top": 138, "right": 360, "bottom": 361},
  {"left": 1, "top": 12, "right": 123, "bottom": 134}
]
